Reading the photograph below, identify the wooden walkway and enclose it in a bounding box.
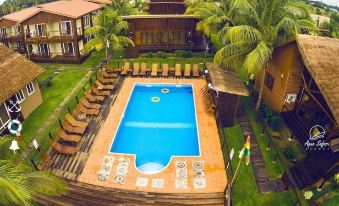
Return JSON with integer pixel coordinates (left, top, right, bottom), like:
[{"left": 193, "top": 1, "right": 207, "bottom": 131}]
[
  {"left": 236, "top": 104, "right": 283, "bottom": 193},
  {"left": 48, "top": 77, "right": 124, "bottom": 181}
]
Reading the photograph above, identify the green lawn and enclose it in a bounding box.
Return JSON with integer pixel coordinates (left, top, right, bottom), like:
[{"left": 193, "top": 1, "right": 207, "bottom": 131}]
[
  {"left": 37, "top": 69, "right": 56, "bottom": 83},
  {"left": 21, "top": 70, "right": 88, "bottom": 149},
  {"left": 307, "top": 185, "right": 339, "bottom": 206},
  {"left": 224, "top": 123, "right": 296, "bottom": 206}
]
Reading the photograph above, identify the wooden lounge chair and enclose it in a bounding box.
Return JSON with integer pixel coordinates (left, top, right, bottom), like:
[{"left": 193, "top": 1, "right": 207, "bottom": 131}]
[
  {"left": 61, "top": 120, "right": 86, "bottom": 135},
  {"left": 91, "top": 87, "right": 110, "bottom": 97},
  {"left": 184, "top": 64, "right": 191, "bottom": 77},
  {"left": 51, "top": 140, "right": 78, "bottom": 155},
  {"left": 102, "top": 70, "right": 118, "bottom": 78},
  {"left": 193, "top": 64, "right": 199, "bottom": 77},
  {"left": 65, "top": 113, "right": 88, "bottom": 129},
  {"left": 151, "top": 64, "right": 158, "bottom": 77},
  {"left": 106, "top": 65, "right": 120, "bottom": 74},
  {"left": 80, "top": 97, "right": 101, "bottom": 110},
  {"left": 140, "top": 63, "right": 147, "bottom": 76},
  {"left": 175, "top": 64, "right": 182, "bottom": 77},
  {"left": 57, "top": 128, "right": 81, "bottom": 143},
  {"left": 132, "top": 63, "right": 140, "bottom": 76},
  {"left": 95, "top": 80, "right": 114, "bottom": 90},
  {"left": 98, "top": 73, "right": 115, "bottom": 84},
  {"left": 85, "top": 90, "right": 104, "bottom": 103},
  {"left": 120, "top": 62, "right": 130, "bottom": 75},
  {"left": 162, "top": 64, "right": 169, "bottom": 77},
  {"left": 77, "top": 104, "right": 100, "bottom": 116}
]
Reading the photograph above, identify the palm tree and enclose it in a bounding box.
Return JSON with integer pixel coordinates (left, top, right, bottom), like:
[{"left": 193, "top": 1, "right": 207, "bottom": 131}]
[
  {"left": 83, "top": 8, "right": 134, "bottom": 64},
  {"left": 110, "top": 0, "right": 147, "bottom": 16},
  {"left": 213, "top": 0, "right": 315, "bottom": 110},
  {"left": 185, "top": 0, "right": 235, "bottom": 37},
  {"left": 0, "top": 137, "right": 66, "bottom": 206}
]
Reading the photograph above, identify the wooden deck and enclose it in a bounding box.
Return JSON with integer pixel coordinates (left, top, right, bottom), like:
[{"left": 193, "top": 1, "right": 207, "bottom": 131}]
[{"left": 48, "top": 77, "right": 124, "bottom": 180}]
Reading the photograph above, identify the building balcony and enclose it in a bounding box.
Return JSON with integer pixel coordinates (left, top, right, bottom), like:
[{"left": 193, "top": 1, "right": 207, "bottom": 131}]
[
  {"left": 25, "top": 27, "right": 83, "bottom": 44},
  {"left": 10, "top": 46, "right": 26, "bottom": 54},
  {"left": 28, "top": 52, "right": 88, "bottom": 64}
]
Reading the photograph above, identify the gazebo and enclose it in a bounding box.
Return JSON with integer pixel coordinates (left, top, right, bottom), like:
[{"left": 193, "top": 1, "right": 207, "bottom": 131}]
[{"left": 206, "top": 64, "right": 249, "bottom": 127}]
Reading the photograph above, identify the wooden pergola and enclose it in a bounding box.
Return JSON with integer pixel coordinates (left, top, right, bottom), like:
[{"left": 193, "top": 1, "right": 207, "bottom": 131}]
[{"left": 207, "top": 64, "right": 249, "bottom": 127}]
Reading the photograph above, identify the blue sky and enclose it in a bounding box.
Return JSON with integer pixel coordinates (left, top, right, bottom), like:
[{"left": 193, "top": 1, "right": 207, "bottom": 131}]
[{"left": 0, "top": 0, "right": 338, "bottom": 7}]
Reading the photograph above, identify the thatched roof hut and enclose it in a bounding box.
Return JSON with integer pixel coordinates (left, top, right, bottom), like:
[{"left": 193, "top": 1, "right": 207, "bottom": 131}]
[
  {"left": 207, "top": 63, "right": 249, "bottom": 96},
  {"left": 296, "top": 34, "right": 339, "bottom": 124},
  {"left": 0, "top": 43, "right": 45, "bottom": 104}
]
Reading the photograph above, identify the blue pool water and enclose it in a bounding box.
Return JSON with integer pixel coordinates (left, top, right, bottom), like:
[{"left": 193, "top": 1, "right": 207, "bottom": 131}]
[{"left": 110, "top": 83, "right": 200, "bottom": 174}]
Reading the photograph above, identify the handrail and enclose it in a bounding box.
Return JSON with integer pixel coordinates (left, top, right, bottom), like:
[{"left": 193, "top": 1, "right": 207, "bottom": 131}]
[{"left": 25, "top": 27, "right": 83, "bottom": 39}]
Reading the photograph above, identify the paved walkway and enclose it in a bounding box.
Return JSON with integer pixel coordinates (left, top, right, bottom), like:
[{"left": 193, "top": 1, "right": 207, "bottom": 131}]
[
  {"left": 236, "top": 103, "right": 283, "bottom": 193},
  {"left": 19, "top": 71, "right": 93, "bottom": 161}
]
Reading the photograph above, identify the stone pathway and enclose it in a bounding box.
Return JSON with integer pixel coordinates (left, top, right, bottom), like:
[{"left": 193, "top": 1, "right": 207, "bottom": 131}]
[
  {"left": 19, "top": 71, "right": 93, "bottom": 161},
  {"left": 236, "top": 104, "right": 283, "bottom": 193},
  {"left": 39, "top": 69, "right": 63, "bottom": 88}
]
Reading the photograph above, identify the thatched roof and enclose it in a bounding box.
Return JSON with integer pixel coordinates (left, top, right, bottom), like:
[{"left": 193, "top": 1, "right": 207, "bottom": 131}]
[
  {"left": 0, "top": 44, "right": 45, "bottom": 104},
  {"left": 296, "top": 34, "right": 339, "bottom": 124},
  {"left": 207, "top": 64, "right": 249, "bottom": 96}
]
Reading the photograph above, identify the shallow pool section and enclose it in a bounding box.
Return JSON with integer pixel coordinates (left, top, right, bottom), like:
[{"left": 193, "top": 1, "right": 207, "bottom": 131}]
[{"left": 110, "top": 83, "right": 200, "bottom": 174}]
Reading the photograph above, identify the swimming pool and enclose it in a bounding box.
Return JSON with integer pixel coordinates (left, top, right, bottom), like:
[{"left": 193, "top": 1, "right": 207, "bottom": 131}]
[{"left": 110, "top": 83, "right": 200, "bottom": 174}]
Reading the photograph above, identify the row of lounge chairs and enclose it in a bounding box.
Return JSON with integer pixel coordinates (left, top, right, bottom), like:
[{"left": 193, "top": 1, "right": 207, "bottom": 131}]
[
  {"left": 51, "top": 70, "right": 117, "bottom": 155},
  {"left": 117, "top": 62, "right": 201, "bottom": 78}
]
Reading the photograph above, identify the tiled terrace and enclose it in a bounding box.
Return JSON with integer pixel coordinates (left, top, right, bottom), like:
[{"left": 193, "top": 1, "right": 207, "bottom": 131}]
[{"left": 78, "top": 78, "right": 227, "bottom": 193}]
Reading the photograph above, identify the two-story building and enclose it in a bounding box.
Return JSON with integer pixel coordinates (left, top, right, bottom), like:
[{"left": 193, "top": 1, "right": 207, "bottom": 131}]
[
  {"left": 0, "top": 0, "right": 107, "bottom": 64},
  {"left": 0, "top": 43, "right": 45, "bottom": 134}
]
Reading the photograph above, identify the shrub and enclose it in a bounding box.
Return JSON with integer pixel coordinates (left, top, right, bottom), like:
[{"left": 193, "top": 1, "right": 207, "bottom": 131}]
[
  {"left": 182, "top": 50, "right": 193, "bottom": 58},
  {"left": 258, "top": 103, "right": 284, "bottom": 131},
  {"left": 155, "top": 51, "right": 167, "bottom": 59},
  {"left": 145, "top": 52, "right": 154, "bottom": 58},
  {"left": 283, "top": 147, "right": 296, "bottom": 160},
  {"left": 175, "top": 50, "right": 185, "bottom": 57},
  {"left": 46, "top": 80, "right": 53, "bottom": 87}
]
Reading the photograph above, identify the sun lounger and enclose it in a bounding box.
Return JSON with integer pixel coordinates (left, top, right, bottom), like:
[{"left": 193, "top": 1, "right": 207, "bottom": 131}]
[
  {"left": 162, "top": 64, "right": 169, "bottom": 77},
  {"left": 65, "top": 113, "right": 88, "bottom": 129},
  {"left": 120, "top": 62, "right": 130, "bottom": 75},
  {"left": 85, "top": 90, "right": 104, "bottom": 103},
  {"left": 91, "top": 87, "right": 110, "bottom": 97},
  {"left": 184, "top": 64, "right": 191, "bottom": 77},
  {"left": 57, "top": 128, "right": 81, "bottom": 143},
  {"left": 106, "top": 65, "right": 121, "bottom": 74},
  {"left": 80, "top": 97, "right": 101, "bottom": 110},
  {"left": 175, "top": 64, "right": 182, "bottom": 77},
  {"left": 51, "top": 140, "right": 78, "bottom": 155},
  {"left": 102, "top": 70, "right": 118, "bottom": 78},
  {"left": 193, "top": 64, "right": 199, "bottom": 77},
  {"left": 151, "top": 64, "right": 158, "bottom": 77},
  {"left": 98, "top": 73, "right": 115, "bottom": 84},
  {"left": 140, "top": 63, "right": 147, "bottom": 76},
  {"left": 132, "top": 63, "right": 140, "bottom": 76},
  {"left": 61, "top": 120, "right": 86, "bottom": 135},
  {"left": 95, "top": 80, "right": 114, "bottom": 90},
  {"left": 77, "top": 104, "right": 100, "bottom": 116}
]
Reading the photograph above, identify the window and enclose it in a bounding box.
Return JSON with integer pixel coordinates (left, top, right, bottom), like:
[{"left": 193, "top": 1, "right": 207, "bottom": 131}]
[
  {"left": 14, "top": 25, "right": 21, "bottom": 34},
  {"left": 264, "top": 71, "right": 275, "bottom": 91},
  {"left": 26, "top": 82, "right": 35, "bottom": 95},
  {"left": 38, "top": 44, "right": 49, "bottom": 55},
  {"left": 27, "top": 45, "right": 33, "bottom": 54},
  {"left": 61, "top": 42, "right": 74, "bottom": 55},
  {"left": 35, "top": 24, "right": 46, "bottom": 37},
  {"left": 60, "top": 21, "right": 72, "bottom": 35},
  {"left": 0, "top": 28, "right": 6, "bottom": 37},
  {"left": 83, "top": 15, "right": 90, "bottom": 28},
  {"left": 15, "top": 90, "right": 25, "bottom": 103}
]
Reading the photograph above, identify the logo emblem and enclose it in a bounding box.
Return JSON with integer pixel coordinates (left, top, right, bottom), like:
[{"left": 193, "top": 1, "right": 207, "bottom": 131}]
[{"left": 304, "top": 125, "right": 330, "bottom": 150}]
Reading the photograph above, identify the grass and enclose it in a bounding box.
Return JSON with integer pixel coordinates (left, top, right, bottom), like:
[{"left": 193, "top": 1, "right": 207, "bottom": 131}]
[
  {"left": 307, "top": 185, "right": 339, "bottom": 206},
  {"left": 223, "top": 123, "right": 296, "bottom": 206},
  {"left": 37, "top": 69, "right": 56, "bottom": 83},
  {"left": 21, "top": 70, "right": 88, "bottom": 150}
]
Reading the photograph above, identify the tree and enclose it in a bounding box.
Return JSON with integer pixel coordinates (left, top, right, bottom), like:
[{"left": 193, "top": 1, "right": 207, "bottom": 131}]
[
  {"left": 0, "top": 137, "right": 66, "bottom": 206},
  {"left": 110, "top": 0, "right": 148, "bottom": 16},
  {"left": 213, "top": 0, "right": 315, "bottom": 111},
  {"left": 83, "top": 8, "right": 134, "bottom": 63}
]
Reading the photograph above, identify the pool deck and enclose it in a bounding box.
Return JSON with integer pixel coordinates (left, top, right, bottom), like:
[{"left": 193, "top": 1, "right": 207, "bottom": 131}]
[{"left": 78, "top": 78, "right": 227, "bottom": 193}]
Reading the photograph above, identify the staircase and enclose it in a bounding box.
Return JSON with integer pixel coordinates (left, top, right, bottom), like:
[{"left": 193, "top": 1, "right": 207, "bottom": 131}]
[
  {"left": 281, "top": 111, "right": 309, "bottom": 144},
  {"left": 37, "top": 181, "right": 225, "bottom": 206}
]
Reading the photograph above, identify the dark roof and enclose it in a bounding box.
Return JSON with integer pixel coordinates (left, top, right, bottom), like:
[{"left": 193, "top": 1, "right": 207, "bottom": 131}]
[
  {"left": 207, "top": 64, "right": 249, "bottom": 96},
  {"left": 296, "top": 34, "right": 339, "bottom": 124},
  {"left": 0, "top": 44, "right": 45, "bottom": 104}
]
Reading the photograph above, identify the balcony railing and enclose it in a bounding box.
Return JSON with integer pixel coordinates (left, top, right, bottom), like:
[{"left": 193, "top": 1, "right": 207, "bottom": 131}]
[
  {"left": 0, "top": 31, "right": 23, "bottom": 39},
  {"left": 25, "top": 27, "right": 83, "bottom": 40}
]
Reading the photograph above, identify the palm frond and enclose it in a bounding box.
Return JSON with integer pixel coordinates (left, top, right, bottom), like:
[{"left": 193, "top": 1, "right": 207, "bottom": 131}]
[{"left": 241, "top": 41, "right": 272, "bottom": 75}]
